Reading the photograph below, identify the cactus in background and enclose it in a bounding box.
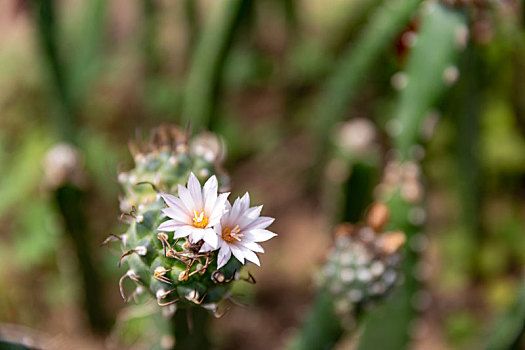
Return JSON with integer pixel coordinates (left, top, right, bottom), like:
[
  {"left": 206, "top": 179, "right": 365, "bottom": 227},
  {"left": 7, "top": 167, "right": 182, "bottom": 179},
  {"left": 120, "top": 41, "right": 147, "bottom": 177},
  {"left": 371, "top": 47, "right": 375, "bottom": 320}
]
[
  {"left": 309, "top": 0, "right": 422, "bottom": 186},
  {"left": 112, "top": 125, "right": 276, "bottom": 349},
  {"left": 358, "top": 3, "right": 468, "bottom": 349},
  {"left": 290, "top": 203, "right": 406, "bottom": 350},
  {"left": 32, "top": 0, "right": 110, "bottom": 332},
  {"left": 325, "top": 208, "right": 406, "bottom": 322},
  {"left": 324, "top": 118, "right": 381, "bottom": 224},
  {"left": 183, "top": 0, "right": 251, "bottom": 131}
]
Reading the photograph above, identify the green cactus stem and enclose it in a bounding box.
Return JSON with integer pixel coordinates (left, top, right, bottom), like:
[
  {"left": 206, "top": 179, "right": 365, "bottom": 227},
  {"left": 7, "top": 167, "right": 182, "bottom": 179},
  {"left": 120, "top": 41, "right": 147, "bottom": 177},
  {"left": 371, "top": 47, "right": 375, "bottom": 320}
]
[
  {"left": 31, "top": 0, "right": 76, "bottom": 142},
  {"left": 288, "top": 290, "right": 342, "bottom": 350},
  {"left": 451, "top": 44, "right": 483, "bottom": 274},
  {"left": 32, "top": 0, "right": 110, "bottom": 332},
  {"left": 324, "top": 118, "right": 381, "bottom": 224},
  {"left": 291, "top": 120, "right": 383, "bottom": 349},
  {"left": 358, "top": 3, "right": 468, "bottom": 349},
  {"left": 183, "top": 0, "right": 200, "bottom": 57},
  {"left": 183, "top": 0, "right": 250, "bottom": 131},
  {"left": 309, "top": 0, "right": 422, "bottom": 188},
  {"left": 290, "top": 204, "right": 406, "bottom": 350},
  {"left": 113, "top": 125, "right": 262, "bottom": 348},
  {"left": 142, "top": 0, "right": 161, "bottom": 76},
  {"left": 486, "top": 279, "right": 525, "bottom": 350}
]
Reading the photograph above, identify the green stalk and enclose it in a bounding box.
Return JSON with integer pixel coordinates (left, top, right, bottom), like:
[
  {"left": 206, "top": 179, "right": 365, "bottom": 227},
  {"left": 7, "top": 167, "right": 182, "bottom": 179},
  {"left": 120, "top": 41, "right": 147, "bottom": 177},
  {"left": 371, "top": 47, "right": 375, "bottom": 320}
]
[
  {"left": 32, "top": 0, "right": 75, "bottom": 143},
  {"left": 309, "top": 0, "right": 422, "bottom": 186},
  {"left": 142, "top": 0, "right": 161, "bottom": 76},
  {"left": 184, "top": 0, "right": 200, "bottom": 57},
  {"left": 328, "top": 0, "right": 384, "bottom": 55},
  {"left": 55, "top": 185, "right": 109, "bottom": 332},
  {"left": 288, "top": 291, "right": 343, "bottom": 350},
  {"left": 0, "top": 341, "right": 32, "bottom": 350},
  {"left": 486, "top": 280, "right": 525, "bottom": 350},
  {"left": 182, "top": 0, "right": 250, "bottom": 131},
  {"left": 171, "top": 308, "right": 211, "bottom": 350},
  {"left": 341, "top": 162, "right": 378, "bottom": 223},
  {"left": 357, "top": 193, "right": 421, "bottom": 350},
  {"left": 69, "top": 0, "right": 107, "bottom": 105},
  {"left": 282, "top": 0, "right": 298, "bottom": 41},
  {"left": 291, "top": 128, "right": 380, "bottom": 349},
  {"left": 32, "top": 0, "right": 109, "bottom": 332},
  {"left": 358, "top": 4, "right": 467, "bottom": 349},
  {"left": 452, "top": 44, "right": 482, "bottom": 274}
]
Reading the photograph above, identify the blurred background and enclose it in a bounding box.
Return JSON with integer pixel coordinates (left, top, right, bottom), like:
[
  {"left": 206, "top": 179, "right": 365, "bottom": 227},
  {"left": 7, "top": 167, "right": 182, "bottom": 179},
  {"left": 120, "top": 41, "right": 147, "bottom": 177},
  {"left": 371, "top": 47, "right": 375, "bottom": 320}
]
[{"left": 1, "top": 0, "right": 525, "bottom": 349}]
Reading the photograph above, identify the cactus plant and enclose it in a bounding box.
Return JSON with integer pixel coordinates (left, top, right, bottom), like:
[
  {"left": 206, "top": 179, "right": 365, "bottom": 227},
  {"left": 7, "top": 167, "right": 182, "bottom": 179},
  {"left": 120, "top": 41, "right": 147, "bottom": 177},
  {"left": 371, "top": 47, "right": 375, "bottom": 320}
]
[
  {"left": 325, "top": 118, "right": 381, "bottom": 224},
  {"left": 111, "top": 125, "right": 276, "bottom": 348},
  {"left": 324, "top": 213, "right": 406, "bottom": 324},
  {"left": 33, "top": 0, "right": 110, "bottom": 331},
  {"left": 116, "top": 125, "right": 236, "bottom": 314},
  {"left": 290, "top": 203, "right": 406, "bottom": 350},
  {"left": 183, "top": 0, "right": 251, "bottom": 130},
  {"left": 310, "top": 0, "right": 423, "bottom": 185},
  {"left": 358, "top": 3, "right": 468, "bottom": 349}
]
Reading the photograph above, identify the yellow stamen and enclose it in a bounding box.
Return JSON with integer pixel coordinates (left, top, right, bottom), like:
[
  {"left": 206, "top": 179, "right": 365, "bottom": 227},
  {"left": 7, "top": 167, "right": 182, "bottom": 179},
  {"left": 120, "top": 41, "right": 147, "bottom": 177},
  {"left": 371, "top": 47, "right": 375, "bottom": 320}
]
[
  {"left": 192, "top": 210, "right": 209, "bottom": 228},
  {"left": 222, "top": 225, "right": 243, "bottom": 243}
]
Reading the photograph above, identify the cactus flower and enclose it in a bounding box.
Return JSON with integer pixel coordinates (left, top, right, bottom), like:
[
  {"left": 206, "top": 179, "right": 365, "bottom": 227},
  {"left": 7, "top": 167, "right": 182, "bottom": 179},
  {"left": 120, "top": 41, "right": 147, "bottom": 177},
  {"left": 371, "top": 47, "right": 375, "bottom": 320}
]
[
  {"left": 158, "top": 172, "right": 229, "bottom": 249},
  {"left": 202, "top": 193, "right": 276, "bottom": 269}
]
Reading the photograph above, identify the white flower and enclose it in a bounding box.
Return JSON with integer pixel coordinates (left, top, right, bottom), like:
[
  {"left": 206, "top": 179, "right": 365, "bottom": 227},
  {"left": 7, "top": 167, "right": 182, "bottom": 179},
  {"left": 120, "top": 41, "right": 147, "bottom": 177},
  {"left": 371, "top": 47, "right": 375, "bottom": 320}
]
[
  {"left": 202, "top": 193, "right": 276, "bottom": 269},
  {"left": 158, "top": 172, "right": 229, "bottom": 248}
]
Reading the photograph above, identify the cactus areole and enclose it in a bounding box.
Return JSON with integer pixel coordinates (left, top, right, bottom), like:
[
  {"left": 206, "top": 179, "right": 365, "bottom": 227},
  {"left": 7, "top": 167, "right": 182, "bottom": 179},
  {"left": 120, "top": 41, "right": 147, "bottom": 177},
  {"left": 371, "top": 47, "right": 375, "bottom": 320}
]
[{"left": 112, "top": 125, "right": 276, "bottom": 316}]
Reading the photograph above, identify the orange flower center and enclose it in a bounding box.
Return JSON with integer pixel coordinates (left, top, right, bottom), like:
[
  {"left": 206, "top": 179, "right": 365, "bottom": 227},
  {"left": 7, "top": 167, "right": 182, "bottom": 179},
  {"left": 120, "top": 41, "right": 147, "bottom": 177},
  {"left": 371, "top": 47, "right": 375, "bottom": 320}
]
[
  {"left": 222, "top": 225, "right": 243, "bottom": 243},
  {"left": 192, "top": 210, "right": 209, "bottom": 229}
]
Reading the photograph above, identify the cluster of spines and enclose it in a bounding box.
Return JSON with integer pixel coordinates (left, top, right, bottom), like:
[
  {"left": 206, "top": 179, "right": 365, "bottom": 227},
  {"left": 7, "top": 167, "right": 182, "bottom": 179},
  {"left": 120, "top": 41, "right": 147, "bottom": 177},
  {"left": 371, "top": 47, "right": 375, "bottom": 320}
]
[{"left": 321, "top": 203, "right": 406, "bottom": 325}]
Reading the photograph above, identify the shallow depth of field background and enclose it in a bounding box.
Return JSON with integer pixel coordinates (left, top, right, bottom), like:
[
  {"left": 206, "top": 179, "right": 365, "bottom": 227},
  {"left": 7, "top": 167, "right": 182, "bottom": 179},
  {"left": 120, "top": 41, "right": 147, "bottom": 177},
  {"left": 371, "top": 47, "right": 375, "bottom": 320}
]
[{"left": 1, "top": 0, "right": 525, "bottom": 349}]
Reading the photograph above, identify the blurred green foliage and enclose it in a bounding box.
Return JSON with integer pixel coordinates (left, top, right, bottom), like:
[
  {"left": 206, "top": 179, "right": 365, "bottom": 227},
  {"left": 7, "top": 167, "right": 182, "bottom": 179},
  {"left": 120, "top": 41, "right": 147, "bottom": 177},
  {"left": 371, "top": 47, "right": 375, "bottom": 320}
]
[{"left": 0, "top": 0, "right": 525, "bottom": 348}]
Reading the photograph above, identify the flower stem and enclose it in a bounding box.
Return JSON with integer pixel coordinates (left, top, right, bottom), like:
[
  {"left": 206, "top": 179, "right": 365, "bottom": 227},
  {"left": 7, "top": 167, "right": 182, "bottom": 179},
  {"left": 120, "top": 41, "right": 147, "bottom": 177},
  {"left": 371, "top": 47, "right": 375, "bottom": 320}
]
[
  {"left": 288, "top": 290, "right": 343, "bottom": 350},
  {"left": 171, "top": 307, "right": 211, "bottom": 350}
]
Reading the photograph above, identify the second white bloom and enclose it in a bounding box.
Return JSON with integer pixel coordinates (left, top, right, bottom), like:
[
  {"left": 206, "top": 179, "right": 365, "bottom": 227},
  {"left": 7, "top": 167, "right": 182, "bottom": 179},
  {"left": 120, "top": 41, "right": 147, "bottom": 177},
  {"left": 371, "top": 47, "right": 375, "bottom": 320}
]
[{"left": 202, "top": 193, "right": 277, "bottom": 269}]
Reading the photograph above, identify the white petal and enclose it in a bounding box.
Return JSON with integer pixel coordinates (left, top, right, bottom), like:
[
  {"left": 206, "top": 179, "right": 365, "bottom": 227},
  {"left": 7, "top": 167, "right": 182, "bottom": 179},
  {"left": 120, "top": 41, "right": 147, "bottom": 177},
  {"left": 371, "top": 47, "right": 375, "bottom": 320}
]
[
  {"left": 208, "top": 192, "right": 229, "bottom": 225},
  {"left": 187, "top": 172, "right": 203, "bottom": 209},
  {"left": 245, "top": 205, "right": 262, "bottom": 220},
  {"left": 224, "top": 199, "right": 232, "bottom": 211},
  {"left": 217, "top": 246, "right": 232, "bottom": 269},
  {"left": 243, "top": 216, "right": 274, "bottom": 231},
  {"left": 160, "top": 193, "right": 179, "bottom": 208},
  {"left": 162, "top": 195, "right": 189, "bottom": 214},
  {"left": 239, "top": 192, "right": 250, "bottom": 211},
  {"left": 242, "top": 241, "right": 264, "bottom": 253},
  {"left": 203, "top": 175, "right": 218, "bottom": 214},
  {"left": 177, "top": 184, "right": 196, "bottom": 212},
  {"left": 237, "top": 205, "right": 263, "bottom": 228},
  {"left": 200, "top": 242, "right": 216, "bottom": 253},
  {"left": 157, "top": 219, "right": 182, "bottom": 232},
  {"left": 162, "top": 207, "right": 191, "bottom": 224},
  {"left": 240, "top": 247, "right": 260, "bottom": 266},
  {"left": 227, "top": 197, "right": 243, "bottom": 224},
  {"left": 190, "top": 228, "right": 205, "bottom": 242},
  {"left": 213, "top": 223, "right": 223, "bottom": 235},
  {"left": 203, "top": 228, "right": 219, "bottom": 249},
  {"left": 173, "top": 225, "right": 194, "bottom": 239},
  {"left": 245, "top": 229, "right": 277, "bottom": 242},
  {"left": 230, "top": 245, "right": 245, "bottom": 264}
]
